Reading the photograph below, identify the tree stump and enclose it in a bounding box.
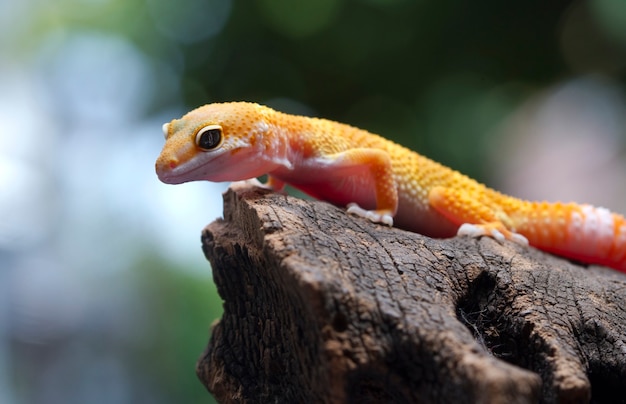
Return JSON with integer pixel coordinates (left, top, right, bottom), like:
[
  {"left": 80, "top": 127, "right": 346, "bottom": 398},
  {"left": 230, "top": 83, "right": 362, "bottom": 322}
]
[{"left": 196, "top": 183, "right": 626, "bottom": 404}]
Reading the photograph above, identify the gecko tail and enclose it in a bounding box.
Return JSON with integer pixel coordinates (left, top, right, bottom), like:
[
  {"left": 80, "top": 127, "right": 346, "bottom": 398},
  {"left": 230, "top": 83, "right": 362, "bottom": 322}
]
[{"left": 518, "top": 202, "right": 626, "bottom": 273}]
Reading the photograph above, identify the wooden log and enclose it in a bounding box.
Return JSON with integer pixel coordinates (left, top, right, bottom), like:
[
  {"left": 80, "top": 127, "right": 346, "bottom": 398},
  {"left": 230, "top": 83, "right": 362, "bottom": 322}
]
[{"left": 196, "top": 183, "right": 626, "bottom": 404}]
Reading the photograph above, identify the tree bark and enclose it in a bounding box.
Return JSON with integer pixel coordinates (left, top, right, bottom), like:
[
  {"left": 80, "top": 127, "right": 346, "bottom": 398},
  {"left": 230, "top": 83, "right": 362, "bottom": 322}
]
[{"left": 196, "top": 183, "right": 626, "bottom": 404}]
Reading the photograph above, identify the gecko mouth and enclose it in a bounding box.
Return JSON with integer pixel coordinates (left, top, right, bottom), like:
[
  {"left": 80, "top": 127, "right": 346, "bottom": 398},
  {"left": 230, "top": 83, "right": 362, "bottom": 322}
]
[
  {"left": 156, "top": 146, "right": 266, "bottom": 184},
  {"left": 156, "top": 159, "right": 212, "bottom": 184},
  {"left": 156, "top": 170, "right": 186, "bottom": 184}
]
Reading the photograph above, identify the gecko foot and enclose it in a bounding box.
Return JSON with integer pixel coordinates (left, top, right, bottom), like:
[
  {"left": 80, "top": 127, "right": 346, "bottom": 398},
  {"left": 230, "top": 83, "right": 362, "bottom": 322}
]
[
  {"left": 457, "top": 223, "right": 528, "bottom": 246},
  {"left": 232, "top": 176, "right": 287, "bottom": 193},
  {"left": 230, "top": 178, "right": 271, "bottom": 190},
  {"left": 346, "top": 203, "right": 394, "bottom": 227}
]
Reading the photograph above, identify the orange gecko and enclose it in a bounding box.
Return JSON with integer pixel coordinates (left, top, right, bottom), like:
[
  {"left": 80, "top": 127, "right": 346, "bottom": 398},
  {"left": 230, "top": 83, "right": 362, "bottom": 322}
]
[{"left": 156, "top": 102, "right": 626, "bottom": 273}]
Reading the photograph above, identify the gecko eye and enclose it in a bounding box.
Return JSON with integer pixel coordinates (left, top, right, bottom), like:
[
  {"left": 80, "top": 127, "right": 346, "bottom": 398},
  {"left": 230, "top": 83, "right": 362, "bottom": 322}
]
[{"left": 195, "top": 124, "right": 223, "bottom": 151}]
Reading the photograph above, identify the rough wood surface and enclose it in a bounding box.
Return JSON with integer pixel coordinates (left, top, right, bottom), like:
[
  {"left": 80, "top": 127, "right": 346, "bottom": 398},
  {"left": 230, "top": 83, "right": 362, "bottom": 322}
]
[{"left": 197, "top": 183, "right": 626, "bottom": 404}]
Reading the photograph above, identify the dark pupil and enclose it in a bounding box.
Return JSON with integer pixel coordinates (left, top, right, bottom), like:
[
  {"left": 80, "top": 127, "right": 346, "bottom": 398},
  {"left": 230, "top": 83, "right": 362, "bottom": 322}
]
[{"left": 198, "top": 128, "right": 221, "bottom": 149}]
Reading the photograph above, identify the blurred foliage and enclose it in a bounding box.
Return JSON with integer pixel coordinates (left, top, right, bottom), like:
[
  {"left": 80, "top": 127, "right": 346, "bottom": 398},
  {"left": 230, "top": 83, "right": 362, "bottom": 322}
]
[
  {"left": 133, "top": 255, "right": 221, "bottom": 403},
  {"left": 9, "top": 253, "right": 221, "bottom": 404}
]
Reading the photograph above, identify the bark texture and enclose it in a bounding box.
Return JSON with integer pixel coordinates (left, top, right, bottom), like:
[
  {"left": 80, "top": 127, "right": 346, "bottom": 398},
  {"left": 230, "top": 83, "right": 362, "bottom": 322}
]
[{"left": 197, "top": 183, "right": 626, "bottom": 404}]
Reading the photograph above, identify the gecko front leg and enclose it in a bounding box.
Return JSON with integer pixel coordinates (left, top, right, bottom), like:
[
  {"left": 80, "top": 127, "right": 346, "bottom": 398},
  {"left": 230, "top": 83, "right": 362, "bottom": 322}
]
[
  {"left": 286, "top": 147, "right": 398, "bottom": 226},
  {"left": 332, "top": 148, "right": 397, "bottom": 226}
]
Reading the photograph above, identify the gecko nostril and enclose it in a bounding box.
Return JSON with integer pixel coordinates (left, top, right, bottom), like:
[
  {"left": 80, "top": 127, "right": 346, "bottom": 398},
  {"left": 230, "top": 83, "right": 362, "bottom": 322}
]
[{"left": 155, "top": 157, "right": 178, "bottom": 175}]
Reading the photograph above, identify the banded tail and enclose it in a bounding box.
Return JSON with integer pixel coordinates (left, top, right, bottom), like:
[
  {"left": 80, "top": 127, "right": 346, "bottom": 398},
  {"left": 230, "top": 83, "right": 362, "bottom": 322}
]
[{"left": 515, "top": 202, "right": 626, "bottom": 273}]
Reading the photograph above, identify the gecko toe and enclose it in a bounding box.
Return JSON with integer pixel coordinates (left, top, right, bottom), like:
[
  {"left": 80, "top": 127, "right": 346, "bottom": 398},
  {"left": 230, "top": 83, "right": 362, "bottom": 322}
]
[
  {"left": 511, "top": 233, "right": 529, "bottom": 246},
  {"left": 490, "top": 229, "right": 506, "bottom": 243},
  {"left": 381, "top": 214, "right": 394, "bottom": 227},
  {"left": 457, "top": 223, "right": 486, "bottom": 238},
  {"left": 347, "top": 203, "right": 394, "bottom": 227}
]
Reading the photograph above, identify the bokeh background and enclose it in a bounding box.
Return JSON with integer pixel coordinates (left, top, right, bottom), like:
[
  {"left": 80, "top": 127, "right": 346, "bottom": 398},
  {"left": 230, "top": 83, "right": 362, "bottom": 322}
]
[{"left": 2, "top": 0, "right": 626, "bottom": 402}]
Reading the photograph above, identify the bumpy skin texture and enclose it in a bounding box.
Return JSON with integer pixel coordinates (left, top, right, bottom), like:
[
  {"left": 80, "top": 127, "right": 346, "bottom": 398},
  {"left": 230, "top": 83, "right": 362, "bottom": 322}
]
[{"left": 156, "top": 102, "right": 626, "bottom": 273}]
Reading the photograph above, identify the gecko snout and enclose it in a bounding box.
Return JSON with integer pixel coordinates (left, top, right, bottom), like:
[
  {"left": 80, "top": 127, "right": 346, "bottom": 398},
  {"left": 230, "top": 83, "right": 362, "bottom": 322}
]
[{"left": 155, "top": 155, "right": 179, "bottom": 181}]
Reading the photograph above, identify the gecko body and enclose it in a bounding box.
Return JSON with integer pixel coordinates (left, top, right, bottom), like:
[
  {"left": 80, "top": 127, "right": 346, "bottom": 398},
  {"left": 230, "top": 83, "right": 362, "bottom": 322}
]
[{"left": 156, "top": 102, "right": 626, "bottom": 273}]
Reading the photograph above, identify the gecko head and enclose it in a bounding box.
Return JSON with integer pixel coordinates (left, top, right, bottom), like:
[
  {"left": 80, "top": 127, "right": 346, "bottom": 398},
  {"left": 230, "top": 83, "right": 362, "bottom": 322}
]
[{"left": 155, "top": 102, "right": 275, "bottom": 184}]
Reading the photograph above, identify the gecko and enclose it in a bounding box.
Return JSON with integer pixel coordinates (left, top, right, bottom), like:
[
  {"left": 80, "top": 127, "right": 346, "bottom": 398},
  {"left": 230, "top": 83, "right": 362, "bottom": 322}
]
[{"left": 155, "top": 101, "right": 626, "bottom": 273}]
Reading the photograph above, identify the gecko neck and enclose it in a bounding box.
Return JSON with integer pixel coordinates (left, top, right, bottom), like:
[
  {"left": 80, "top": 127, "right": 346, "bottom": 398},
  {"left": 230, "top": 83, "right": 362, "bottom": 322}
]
[{"left": 257, "top": 118, "right": 298, "bottom": 173}]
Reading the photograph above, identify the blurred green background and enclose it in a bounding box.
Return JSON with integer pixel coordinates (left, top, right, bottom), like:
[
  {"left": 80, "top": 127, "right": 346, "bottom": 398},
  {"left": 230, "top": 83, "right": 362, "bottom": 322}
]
[{"left": 2, "top": 0, "right": 626, "bottom": 402}]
